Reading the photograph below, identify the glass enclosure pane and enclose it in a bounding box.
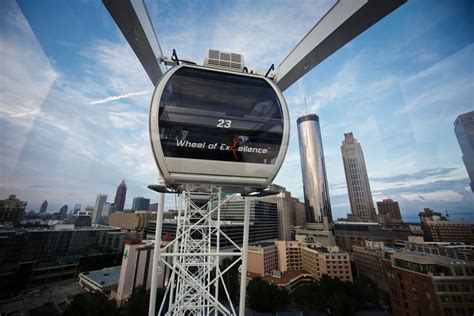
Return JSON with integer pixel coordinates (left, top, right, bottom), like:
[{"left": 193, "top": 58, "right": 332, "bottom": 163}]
[{"left": 158, "top": 67, "right": 284, "bottom": 164}]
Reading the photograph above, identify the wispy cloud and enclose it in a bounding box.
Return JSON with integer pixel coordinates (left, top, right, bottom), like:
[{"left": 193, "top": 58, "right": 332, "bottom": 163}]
[
  {"left": 90, "top": 90, "right": 152, "bottom": 105},
  {"left": 401, "top": 190, "right": 464, "bottom": 202}
]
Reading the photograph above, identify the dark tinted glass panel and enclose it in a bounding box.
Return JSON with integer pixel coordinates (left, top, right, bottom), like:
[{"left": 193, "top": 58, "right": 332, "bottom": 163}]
[{"left": 158, "top": 67, "right": 283, "bottom": 164}]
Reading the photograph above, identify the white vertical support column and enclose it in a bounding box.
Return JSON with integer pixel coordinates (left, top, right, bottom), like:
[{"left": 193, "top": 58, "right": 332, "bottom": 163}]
[
  {"left": 239, "top": 197, "right": 251, "bottom": 316},
  {"left": 149, "top": 182, "right": 165, "bottom": 316},
  {"left": 214, "top": 187, "right": 221, "bottom": 316}
]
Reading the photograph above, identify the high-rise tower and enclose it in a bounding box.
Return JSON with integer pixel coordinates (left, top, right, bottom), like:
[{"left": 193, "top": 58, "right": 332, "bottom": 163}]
[
  {"left": 92, "top": 194, "right": 107, "bottom": 224},
  {"left": 454, "top": 111, "right": 474, "bottom": 192},
  {"left": 297, "top": 114, "right": 333, "bottom": 234},
  {"left": 341, "top": 132, "right": 376, "bottom": 222},
  {"left": 39, "top": 200, "right": 48, "bottom": 214},
  {"left": 114, "top": 180, "right": 127, "bottom": 212}
]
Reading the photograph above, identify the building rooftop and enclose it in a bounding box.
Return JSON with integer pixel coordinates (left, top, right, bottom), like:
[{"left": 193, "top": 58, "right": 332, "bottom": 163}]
[
  {"left": 250, "top": 241, "right": 275, "bottom": 248},
  {"left": 79, "top": 266, "right": 121, "bottom": 289}
]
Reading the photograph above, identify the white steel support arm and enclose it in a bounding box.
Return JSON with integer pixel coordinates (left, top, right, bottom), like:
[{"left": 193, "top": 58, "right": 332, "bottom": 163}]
[
  {"left": 103, "top": 0, "right": 166, "bottom": 85},
  {"left": 274, "top": 0, "right": 406, "bottom": 92}
]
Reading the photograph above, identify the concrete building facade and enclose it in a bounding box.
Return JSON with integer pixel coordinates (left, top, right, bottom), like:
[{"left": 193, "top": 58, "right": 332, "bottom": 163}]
[
  {"left": 377, "top": 198, "right": 402, "bottom": 221},
  {"left": 257, "top": 184, "right": 293, "bottom": 241},
  {"left": 247, "top": 242, "right": 279, "bottom": 276},
  {"left": 454, "top": 111, "right": 474, "bottom": 191},
  {"left": 0, "top": 195, "right": 27, "bottom": 224},
  {"left": 92, "top": 194, "right": 107, "bottom": 224},
  {"left": 341, "top": 132, "right": 376, "bottom": 222},
  {"left": 109, "top": 211, "right": 154, "bottom": 239},
  {"left": 419, "top": 208, "right": 473, "bottom": 244},
  {"left": 386, "top": 251, "right": 474, "bottom": 316}
]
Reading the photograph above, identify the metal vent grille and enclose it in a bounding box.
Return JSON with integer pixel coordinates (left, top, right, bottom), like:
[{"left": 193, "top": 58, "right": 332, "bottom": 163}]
[{"left": 204, "top": 49, "right": 245, "bottom": 72}]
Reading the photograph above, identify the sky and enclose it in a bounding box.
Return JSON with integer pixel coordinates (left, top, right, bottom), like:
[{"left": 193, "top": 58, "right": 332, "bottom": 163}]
[{"left": 0, "top": 0, "right": 473, "bottom": 222}]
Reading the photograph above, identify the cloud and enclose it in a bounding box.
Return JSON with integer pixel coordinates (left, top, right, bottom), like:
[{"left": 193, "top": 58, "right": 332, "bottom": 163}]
[
  {"left": 90, "top": 90, "right": 152, "bottom": 105},
  {"left": 401, "top": 190, "right": 464, "bottom": 202},
  {"left": 371, "top": 167, "right": 459, "bottom": 183}
]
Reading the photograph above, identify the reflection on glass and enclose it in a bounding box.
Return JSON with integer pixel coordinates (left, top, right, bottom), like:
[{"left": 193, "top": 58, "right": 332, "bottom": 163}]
[{"left": 158, "top": 67, "right": 284, "bottom": 164}]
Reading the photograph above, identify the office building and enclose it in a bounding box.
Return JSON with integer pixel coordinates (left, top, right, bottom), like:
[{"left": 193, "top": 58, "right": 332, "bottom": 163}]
[
  {"left": 0, "top": 195, "right": 27, "bottom": 224},
  {"left": 116, "top": 240, "right": 170, "bottom": 304},
  {"left": 333, "top": 221, "right": 411, "bottom": 254},
  {"left": 73, "top": 204, "right": 82, "bottom": 214},
  {"left": 419, "top": 208, "right": 473, "bottom": 244},
  {"left": 79, "top": 266, "right": 121, "bottom": 296},
  {"left": 149, "top": 203, "right": 158, "bottom": 213},
  {"left": 108, "top": 211, "right": 154, "bottom": 238},
  {"left": 39, "top": 200, "right": 48, "bottom": 214},
  {"left": 377, "top": 199, "right": 402, "bottom": 221},
  {"left": 291, "top": 197, "right": 306, "bottom": 227},
  {"left": 114, "top": 180, "right": 127, "bottom": 212},
  {"left": 92, "top": 194, "right": 107, "bottom": 224},
  {"left": 247, "top": 242, "right": 279, "bottom": 276},
  {"left": 386, "top": 250, "right": 474, "bottom": 316},
  {"left": 59, "top": 204, "right": 68, "bottom": 219},
  {"left": 257, "top": 184, "right": 293, "bottom": 240},
  {"left": 132, "top": 196, "right": 151, "bottom": 211},
  {"left": 400, "top": 236, "right": 474, "bottom": 262},
  {"left": 341, "top": 132, "right": 376, "bottom": 222},
  {"left": 275, "top": 240, "right": 352, "bottom": 282},
  {"left": 103, "top": 202, "right": 114, "bottom": 218},
  {"left": 0, "top": 226, "right": 124, "bottom": 296},
  {"left": 297, "top": 114, "right": 333, "bottom": 227},
  {"left": 454, "top": 111, "right": 474, "bottom": 191},
  {"left": 353, "top": 241, "right": 393, "bottom": 292}
]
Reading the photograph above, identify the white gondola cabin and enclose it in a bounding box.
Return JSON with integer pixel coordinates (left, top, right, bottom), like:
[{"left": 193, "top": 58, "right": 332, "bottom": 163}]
[{"left": 149, "top": 64, "right": 289, "bottom": 193}]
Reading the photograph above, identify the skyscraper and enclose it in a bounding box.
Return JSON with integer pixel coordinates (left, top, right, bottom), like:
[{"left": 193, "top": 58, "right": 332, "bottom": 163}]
[
  {"left": 114, "top": 180, "right": 127, "bottom": 212},
  {"left": 132, "top": 197, "right": 151, "bottom": 211},
  {"left": 297, "top": 114, "right": 332, "bottom": 226},
  {"left": 341, "top": 132, "right": 376, "bottom": 222},
  {"left": 59, "top": 204, "right": 68, "bottom": 219},
  {"left": 376, "top": 199, "right": 402, "bottom": 221},
  {"left": 454, "top": 111, "right": 474, "bottom": 192},
  {"left": 73, "top": 204, "right": 82, "bottom": 214},
  {"left": 39, "top": 200, "right": 48, "bottom": 214},
  {"left": 92, "top": 194, "right": 107, "bottom": 224}
]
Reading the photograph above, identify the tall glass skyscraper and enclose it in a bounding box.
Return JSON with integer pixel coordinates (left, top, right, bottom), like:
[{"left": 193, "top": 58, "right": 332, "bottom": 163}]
[
  {"left": 297, "top": 114, "right": 332, "bottom": 228},
  {"left": 114, "top": 179, "right": 127, "bottom": 212},
  {"left": 92, "top": 194, "right": 107, "bottom": 224},
  {"left": 341, "top": 132, "right": 376, "bottom": 222},
  {"left": 454, "top": 111, "right": 474, "bottom": 192},
  {"left": 132, "top": 196, "right": 151, "bottom": 211},
  {"left": 39, "top": 200, "right": 48, "bottom": 214}
]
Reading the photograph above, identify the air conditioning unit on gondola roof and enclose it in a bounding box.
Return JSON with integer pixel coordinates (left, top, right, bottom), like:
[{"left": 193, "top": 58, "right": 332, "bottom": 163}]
[{"left": 204, "top": 49, "right": 245, "bottom": 72}]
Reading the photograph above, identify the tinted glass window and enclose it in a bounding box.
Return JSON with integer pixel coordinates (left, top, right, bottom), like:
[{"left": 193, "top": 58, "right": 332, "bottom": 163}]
[{"left": 158, "top": 66, "right": 284, "bottom": 164}]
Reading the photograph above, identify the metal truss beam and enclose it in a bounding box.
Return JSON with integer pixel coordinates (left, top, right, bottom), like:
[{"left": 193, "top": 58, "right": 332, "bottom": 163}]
[
  {"left": 274, "top": 0, "right": 406, "bottom": 91},
  {"left": 102, "top": 0, "right": 166, "bottom": 85},
  {"left": 150, "top": 186, "right": 250, "bottom": 315}
]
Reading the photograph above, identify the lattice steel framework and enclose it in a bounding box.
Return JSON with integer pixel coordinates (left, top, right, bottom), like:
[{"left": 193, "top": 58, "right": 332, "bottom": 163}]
[{"left": 153, "top": 186, "right": 250, "bottom": 315}]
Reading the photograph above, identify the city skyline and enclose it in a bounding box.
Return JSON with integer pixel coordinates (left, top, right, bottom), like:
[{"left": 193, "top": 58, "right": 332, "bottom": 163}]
[{"left": 1, "top": 0, "right": 473, "bottom": 221}]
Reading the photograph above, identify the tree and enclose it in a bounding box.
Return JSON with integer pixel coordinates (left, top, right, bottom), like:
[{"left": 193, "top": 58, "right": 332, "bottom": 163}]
[
  {"left": 63, "top": 292, "right": 116, "bottom": 316},
  {"left": 126, "top": 286, "right": 148, "bottom": 316},
  {"left": 247, "top": 277, "right": 289, "bottom": 314},
  {"left": 351, "top": 275, "right": 380, "bottom": 310},
  {"left": 292, "top": 280, "right": 322, "bottom": 308}
]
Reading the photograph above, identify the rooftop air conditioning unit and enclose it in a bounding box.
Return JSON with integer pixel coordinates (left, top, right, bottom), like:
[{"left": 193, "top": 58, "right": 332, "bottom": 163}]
[{"left": 204, "top": 49, "right": 245, "bottom": 72}]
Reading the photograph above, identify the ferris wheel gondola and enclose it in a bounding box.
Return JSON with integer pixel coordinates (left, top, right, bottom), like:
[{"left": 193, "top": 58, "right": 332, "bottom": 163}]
[{"left": 149, "top": 64, "right": 290, "bottom": 193}]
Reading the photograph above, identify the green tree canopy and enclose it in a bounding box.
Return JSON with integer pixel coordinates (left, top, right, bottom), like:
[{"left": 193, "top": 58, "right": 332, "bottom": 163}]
[{"left": 63, "top": 292, "right": 116, "bottom": 316}]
